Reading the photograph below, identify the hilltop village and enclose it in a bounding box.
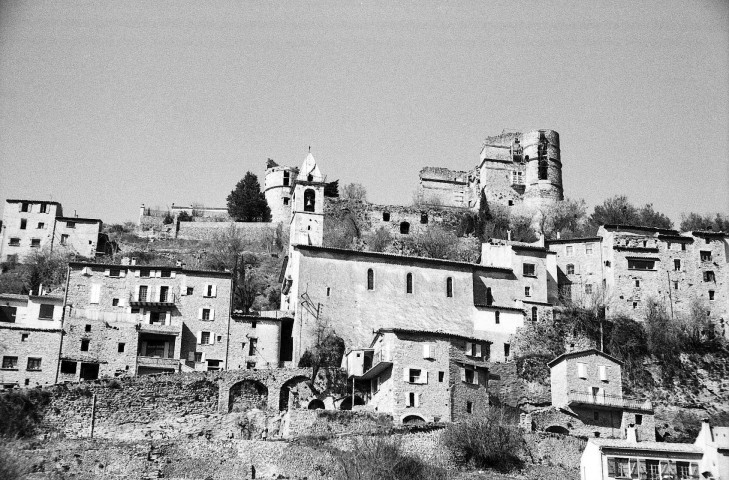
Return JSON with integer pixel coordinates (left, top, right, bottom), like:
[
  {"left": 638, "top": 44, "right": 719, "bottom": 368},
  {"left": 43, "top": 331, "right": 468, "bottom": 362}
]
[{"left": 1, "top": 129, "right": 728, "bottom": 479}]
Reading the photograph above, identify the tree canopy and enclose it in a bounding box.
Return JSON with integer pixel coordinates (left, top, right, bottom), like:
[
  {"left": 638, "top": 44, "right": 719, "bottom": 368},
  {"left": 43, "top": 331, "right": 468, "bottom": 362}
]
[{"left": 227, "top": 172, "right": 271, "bottom": 222}]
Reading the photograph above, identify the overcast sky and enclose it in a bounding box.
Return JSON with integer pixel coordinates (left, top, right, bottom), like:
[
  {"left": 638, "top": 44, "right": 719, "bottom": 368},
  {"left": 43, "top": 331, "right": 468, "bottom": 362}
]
[{"left": 0, "top": 0, "right": 727, "bottom": 225}]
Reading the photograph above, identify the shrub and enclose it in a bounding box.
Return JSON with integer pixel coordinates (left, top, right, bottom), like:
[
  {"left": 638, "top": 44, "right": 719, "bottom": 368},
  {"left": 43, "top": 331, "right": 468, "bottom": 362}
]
[
  {"left": 162, "top": 212, "right": 174, "bottom": 224},
  {"left": 0, "top": 389, "right": 52, "bottom": 439},
  {"left": 0, "top": 444, "right": 28, "bottom": 480},
  {"left": 367, "top": 227, "right": 392, "bottom": 252},
  {"left": 441, "top": 409, "right": 526, "bottom": 473},
  {"left": 333, "top": 436, "right": 446, "bottom": 480},
  {"left": 177, "top": 211, "right": 193, "bottom": 222}
]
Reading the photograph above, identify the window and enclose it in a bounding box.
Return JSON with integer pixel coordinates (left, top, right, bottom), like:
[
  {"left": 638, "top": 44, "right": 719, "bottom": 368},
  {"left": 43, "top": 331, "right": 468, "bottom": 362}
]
[
  {"left": 406, "top": 273, "right": 413, "bottom": 294},
  {"left": 2, "top": 356, "right": 18, "bottom": 369},
  {"left": 60, "top": 234, "right": 69, "bottom": 245},
  {"left": 20, "top": 202, "right": 29, "bottom": 212},
  {"left": 194, "top": 352, "right": 203, "bottom": 362},
  {"left": 522, "top": 263, "right": 536, "bottom": 277},
  {"left": 60, "top": 360, "right": 77, "bottom": 374},
  {"left": 138, "top": 285, "right": 148, "bottom": 301},
  {"left": 27, "top": 358, "right": 41, "bottom": 371},
  {"left": 700, "top": 251, "right": 712, "bottom": 261},
  {"left": 466, "top": 401, "right": 473, "bottom": 414},
  {"left": 646, "top": 460, "right": 660, "bottom": 479},
  {"left": 538, "top": 159, "right": 548, "bottom": 180},
  {"left": 635, "top": 279, "right": 640, "bottom": 287},
  {"left": 531, "top": 306, "right": 538, "bottom": 322},
  {"left": 187, "top": 287, "right": 194, "bottom": 295},
  {"left": 400, "top": 222, "right": 410, "bottom": 234},
  {"left": 495, "top": 311, "right": 500, "bottom": 324},
  {"left": 593, "top": 411, "right": 599, "bottom": 421},
  {"left": 283, "top": 198, "right": 289, "bottom": 206},
  {"left": 524, "top": 286, "right": 531, "bottom": 297},
  {"left": 635, "top": 414, "right": 643, "bottom": 425},
  {"left": 438, "top": 371, "right": 444, "bottom": 382},
  {"left": 20, "top": 219, "right": 27, "bottom": 230},
  {"left": 249, "top": 338, "right": 257, "bottom": 356},
  {"left": 118, "top": 343, "right": 125, "bottom": 353},
  {"left": 674, "top": 259, "right": 681, "bottom": 271},
  {"left": 462, "top": 367, "right": 476, "bottom": 384},
  {"left": 633, "top": 302, "right": 638, "bottom": 309},
  {"left": 205, "top": 284, "right": 215, "bottom": 297},
  {"left": 161, "top": 270, "right": 171, "bottom": 278},
  {"left": 673, "top": 281, "right": 679, "bottom": 290},
  {"left": 599, "top": 365, "right": 608, "bottom": 381},
  {"left": 283, "top": 170, "right": 290, "bottom": 186},
  {"left": 565, "top": 246, "right": 573, "bottom": 256},
  {"left": 39, "top": 304, "right": 54, "bottom": 319},
  {"left": 585, "top": 243, "right": 594, "bottom": 255},
  {"left": 420, "top": 213, "right": 428, "bottom": 224},
  {"left": 682, "top": 243, "right": 687, "bottom": 251},
  {"left": 21, "top": 333, "right": 28, "bottom": 342},
  {"left": 39, "top": 203, "right": 47, "bottom": 213},
  {"left": 66, "top": 221, "right": 75, "bottom": 229},
  {"left": 709, "top": 290, "right": 715, "bottom": 301},
  {"left": 382, "top": 211, "right": 390, "bottom": 221},
  {"left": 81, "top": 339, "right": 90, "bottom": 351},
  {"left": 6, "top": 254, "right": 17, "bottom": 263},
  {"left": 627, "top": 259, "right": 655, "bottom": 270},
  {"left": 149, "top": 311, "right": 162, "bottom": 324},
  {"left": 585, "top": 284, "right": 593, "bottom": 294},
  {"left": 246, "top": 361, "right": 256, "bottom": 369},
  {"left": 202, "top": 308, "right": 211, "bottom": 321},
  {"left": 704, "top": 271, "right": 715, "bottom": 282},
  {"left": 251, "top": 320, "right": 257, "bottom": 328},
  {"left": 508, "top": 200, "right": 514, "bottom": 206},
  {"left": 326, "top": 287, "right": 330, "bottom": 297},
  {"left": 140, "top": 269, "right": 150, "bottom": 278},
  {"left": 367, "top": 269, "right": 374, "bottom": 290},
  {"left": 159, "top": 286, "right": 169, "bottom": 302},
  {"left": 486, "top": 287, "right": 493, "bottom": 305},
  {"left": 145, "top": 340, "right": 166, "bottom": 357},
  {"left": 577, "top": 362, "right": 587, "bottom": 378},
  {"left": 112, "top": 298, "right": 119, "bottom": 306},
  {"left": 307, "top": 174, "right": 313, "bottom": 181},
  {"left": 85, "top": 324, "right": 91, "bottom": 332},
  {"left": 30, "top": 238, "right": 40, "bottom": 248},
  {"left": 503, "top": 343, "right": 510, "bottom": 359},
  {"left": 408, "top": 368, "right": 423, "bottom": 383},
  {"left": 566, "top": 264, "right": 574, "bottom": 275},
  {"left": 303, "top": 188, "right": 316, "bottom": 212},
  {"left": 109, "top": 268, "right": 121, "bottom": 277},
  {"left": 407, "top": 392, "right": 418, "bottom": 407},
  {"left": 201, "top": 331, "right": 211, "bottom": 345},
  {"left": 9, "top": 238, "right": 20, "bottom": 246}
]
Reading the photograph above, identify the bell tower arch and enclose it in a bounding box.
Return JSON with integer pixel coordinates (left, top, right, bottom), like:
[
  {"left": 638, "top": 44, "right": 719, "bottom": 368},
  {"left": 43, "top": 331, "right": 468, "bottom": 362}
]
[{"left": 290, "top": 152, "right": 325, "bottom": 246}]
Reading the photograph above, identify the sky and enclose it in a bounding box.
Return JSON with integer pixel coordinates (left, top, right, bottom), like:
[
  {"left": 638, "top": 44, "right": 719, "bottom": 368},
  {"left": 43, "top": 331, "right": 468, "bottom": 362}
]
[{"left": 0, "top": 0, "right": 727, "bottom": 225}]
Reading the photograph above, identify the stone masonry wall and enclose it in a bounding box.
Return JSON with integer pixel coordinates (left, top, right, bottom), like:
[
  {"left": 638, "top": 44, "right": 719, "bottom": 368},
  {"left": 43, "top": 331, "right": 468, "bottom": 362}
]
[
  {"left": 0, "top": 324, "right": 61, "bottom": 387},
  {"left": 175, "top": 221, "right": 275, "bottom": 242}
]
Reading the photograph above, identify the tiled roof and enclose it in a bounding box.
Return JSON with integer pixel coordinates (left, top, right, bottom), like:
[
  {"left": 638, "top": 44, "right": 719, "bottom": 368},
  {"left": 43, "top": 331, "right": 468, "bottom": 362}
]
[
  {"left": 57, "top": 217, "right": 102, "bottom": 223},
  {"left": 374, "top": 328, "right": 493, "bottom": 346},
  {"left": 546, "top": 237, "right": 602, "bottom": 245},
  {"left": 591, "top": 438, "right": 702, "bottom": 454},
  {"left": 68, "top": 262, "right": 232, "bottom": 277},
  {"left": 547, "top": 348, "right": 623, "bottom": 367},
  {"left": 6, "top": 199, "right": 61, "bottom": 205},
  {"left": 601, "top": 224, "right": 680, "bottom": 235}
]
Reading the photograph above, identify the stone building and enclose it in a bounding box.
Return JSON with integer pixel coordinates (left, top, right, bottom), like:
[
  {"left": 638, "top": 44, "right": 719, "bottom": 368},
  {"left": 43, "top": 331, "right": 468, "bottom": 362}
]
[
  {"left": 59, "top": 262, "right": 232, "bottom": 380},
  {"left": 525, "top": 349, "right": 655, "bottom": 441},
  {"left": 547, "top": 225, "right": 729, "bottom": 336},
  {"left": 346, "top": 328, "right": 490, "bottom": 423},
  {"left": 0, "top": 199, "right": 110, "bottom": 263},
  {"left": 417, "top": 129, "right": 564, "bottom": 211},
  {"left": 580, "top": 420, "right": 728, "bottom": 480},
  {"left": 264, "top": 159, "right": 299, "bottom": 224},
  {"left": 0, "top": 293, "right": 64, "bottom": 388},
  {"left": 228, "top": 311, "right": 291, "bottom": 370}
]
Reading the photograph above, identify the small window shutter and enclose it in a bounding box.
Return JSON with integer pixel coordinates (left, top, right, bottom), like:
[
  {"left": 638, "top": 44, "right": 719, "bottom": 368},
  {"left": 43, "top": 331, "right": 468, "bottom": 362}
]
[
  {"left": 210, "top": 333, "right": 215, "bottom": 345},
  {"left": 403, "top": 368, "right": 409, "bottom": 382},
  {"left": 204, "top": 283, "right": 210, "bottom": 296},
  {"left": 134, "top": 269, "right": 140, "bottom": 277},
  {"left": 212, "top": 284, "right": 217, "bottom": 297},
  {"left": 423, "top": 345, "right": 429, "bottom": 358},
  {"left": 599, "top": 365, "right": 607, "bottom": 381},
  {"left": 156, "top": 270, "right": 162, "bottom": 278},
  {"left": 209, "top": 308, "right": 215, "bottom": 320},
  {"left": 90, "top": 284, "right": 101, "bottom": 304},
  {"left": 165, "top": 311, "right": 171, "bottom": 324},
  {"left": 466, "top": 342, "right": 473, "bottom": 356},
  {"left": 422, "top": 370, "right": 428, "bottom": 384},
  {"left": 180, "top": 276, "right": 187, "bottom": 295},
  {"left": 104, "top": 269, "right": 110, "bottom": 277},
  {"left": 475, "top": 344, "right": 482, "bottom": 357},
  {"left": 196, "top": 331, "right": 202, "bottom": 344},
  {"left": 135, "top": 285, "right": 140, "bottom": 301},
  {"left": 607, "top": 458, "right": 616, "bottom": 476},
  {"left": 578, "top": 362, "right": 586, "bottom": 378},
  {"left": 171, "top": 270, "right": 176, "bottom": 278},
  {"left": 152, "top": 286, "right": 158, "bottom": 302},
  {"left": 188, "top": 352, "right": 195, "bottom": 361},
  {"left": 198, "top": 308, "right": 203, "bottom": 320},
  {"left": 120, "top": 269, "right": 126, "bottom": 277},
  {"left": 414, "top": 393, "right": 420, "bottom": 407},
  {"left": 119, "top": 297, "right": 127, "bottom": 307},
  {"left": 460, "top": 367, "right": 466, "bottom": 382},
  {"left": 473, "top": 369, "right": 479, "bottom": 385},
  {"left": 144, "top": 311, "right": 150, "bottom": 324}
]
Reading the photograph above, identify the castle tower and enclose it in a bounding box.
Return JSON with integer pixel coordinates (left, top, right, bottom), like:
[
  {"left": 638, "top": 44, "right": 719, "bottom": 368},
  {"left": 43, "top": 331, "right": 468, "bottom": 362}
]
[
  {"left": 522, "top": 129, "right": 564, "bottom": 208},
  {"left": 264, "top": 159, "right": 299, "bottom": 224},
  {"left": 289, "top": 152, "right": 325, "bottom": 246}
]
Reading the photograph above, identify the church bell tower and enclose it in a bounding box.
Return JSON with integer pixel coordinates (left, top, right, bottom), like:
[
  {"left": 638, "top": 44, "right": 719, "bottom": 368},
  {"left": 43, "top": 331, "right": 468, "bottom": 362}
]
[{"left": 289, "top": 152, "right": 325, "bottom": 246}]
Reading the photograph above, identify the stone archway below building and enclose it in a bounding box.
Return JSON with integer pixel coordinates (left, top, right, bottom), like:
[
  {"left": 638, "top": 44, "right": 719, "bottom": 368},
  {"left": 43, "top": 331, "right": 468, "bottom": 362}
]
[
  {"left": 307, "top": 399, "right": 325, "bottom": 410},
  {"left": 402, "top": 415, "right": 426, "bottom": 425},
  {"left": 545, "top": 425, "right": 570, "bottom": 435},
  {"left": 228, "top": 379, "right": 268, "bottom": 413}
]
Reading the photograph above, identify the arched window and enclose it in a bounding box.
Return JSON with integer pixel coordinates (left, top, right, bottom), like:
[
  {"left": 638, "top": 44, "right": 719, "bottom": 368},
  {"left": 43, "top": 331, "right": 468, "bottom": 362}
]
[
  {"left": 304, "top": 189, "right": 316, "bottom": 212},
  {"left": 367, "top": 269, "right": 374, "bottom": 290},
  {"left": 420, "top": 213, "right": 428, "bottom": 224},
  {"left": 538, "top": 159, "right": 548, "bottom": 180},
  {"left": 406, "top": 273, "right": 413, "bottom": 294},
  {"left": 307, "top": 174, "right": 313, "bottom": 182},
  {"left": 446, "top": 277, "right": 453, "bottom": 298},
  {"left": 531, "top": 306, "right": 538, "bottom": 322},
  {"left": 495, "top": 311, "right": 500, "bottom": 324},
  {"left": 486, "top": 287, "right": 493, "bottom": 306},
  {"left": 566, "top": 264, "right": 574, "bottom": 275},
  {"left": 400, "top": 222, "right": 410, "bottom": 235},
  {"left": 383, "top": 211, "right": 390, "bottom": 221}
]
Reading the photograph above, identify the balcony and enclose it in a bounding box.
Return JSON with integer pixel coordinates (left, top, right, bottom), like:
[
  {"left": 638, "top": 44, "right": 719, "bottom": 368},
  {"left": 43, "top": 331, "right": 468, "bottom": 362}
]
[
  {"left": 128, "top": 292, "right": 177, "bottom": 308},
  {"left": 137, "top": 356, "right": 180, "bottom": 370},
  {"left": 358, "top": 350, "right": 393, "bottom": 380},
  {"left": 137, "top": 322, "right": 181, "bottom": 336},
  {"left": 567, "top": 390, "right": 653, "bottom": 412}
]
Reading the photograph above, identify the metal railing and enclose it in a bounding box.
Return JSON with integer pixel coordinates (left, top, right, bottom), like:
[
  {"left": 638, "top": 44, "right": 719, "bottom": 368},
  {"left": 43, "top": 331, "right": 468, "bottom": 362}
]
[
  {"left": 129, "top": 292, "right": 178, "bottom": 304},
  {"left": 567, "top": 390, "right": 653, "bottom": 412}
]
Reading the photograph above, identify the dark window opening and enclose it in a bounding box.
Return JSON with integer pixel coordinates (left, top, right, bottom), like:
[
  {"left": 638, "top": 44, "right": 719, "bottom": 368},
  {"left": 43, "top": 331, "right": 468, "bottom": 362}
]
[
  {"left": 635, "top": 414, "right": 642, "bottom": 425},
  {"left": 709, "top": 290, "right": 715, "bottom": 300},
  {"left": 367, "top": 269, "right": 374, "bottom": 290},
  {"left": 495, "top": 311, "right": 500, "bottom": 324},
  {"left": 81, "top": 339, "right": 90, "bottom": 351},
  {"left": 307, "top": 174, "right": 313, "bottom": 182},
  {"left": 635, "top": 279, "right": 640, "bottom": 287},
  {"left": 39, "top": 304, "right": 54, "bottom": 319},
  {"left": 531, "top": 306, "right": 538, "bottom": 322},
  {"left": 704, "top": 271, "right": 716, "bottom": 282},
  {"left": 466, "top": 401, "right": 473, "bottom": 414},
  {"left": 60, "top": 234, "right": 68, "bottom": 245},
  {"left": 21, "top": 202, "right": 29, "bottom": 212},
  {"left": 249, "top": 338, "right": 258, "bottom": 356},
  {"left": 150, "top": 311, "right": 162, "bottom": 324},
  {"left": 406, "top": 273, "right": 413, "bottom": 294},
  {"left": 400, "top": 222, "right": 410, "bottom": 234},
  {"left": 21, "top": 333, "right": 28, "bottom": 342},
  {"left": 538, "top": 160, "right": 548, "bottom": 180},
  {"left": 138, "top": 285, "right": 148, "bottom": 301},
  {"left": 31, "top": 238, "right": 40, "bottom": 248},
  {"left": 27, "top": 358, "right": 41, "bottom": 371},
  {"left": 486, "top": 287, "right": 493, "bottom": 305},
  {"left": 109, "top": 268, "right": 121, "bottom": 277},
  {"left": 79, "top": 363, "right": 99, "bottom": 380},
  {"left": 523, "top": 263, "right": 536, "bottom": 276},
  {"left": 283, "top": 170, "right": 290, "bottom": 186},
  {"left": 504, "top": 343, "right": 510, "bottom": 358},
  {"left": 1, "top": 306, "right": 17, "bottom": 323},
  {"left": 112, "top": 298, "right": 119, "bottom": 307},
  {"left": 9, "top": 238, "right": 20, "bottom": 246},
  {"left": 66, "top": 221, "right": 75, "bottom": 229},
  {"left": 187, "top": 287, "right": 194, "bottom": 295},
  {"left": 40, "top": 203, "right": 47, "bottom": 213},
  {"left": 446, "top": 277, "right": 453, "bottom": 297},
  {"left": 438, "top": 371, "right": 444, "bottom": 382},
  {"left": 627, "top": 259, "right": 655, "bottom": 270},
  {"left": 159, "top": 286, "right": 169, "bottom": 302},
  {"left": 84, "top": 324, "right": 91, "bottom": 332},
  {"left": 420, "top": 213, "right": 428, "bottom": 224},
  {"left": 118, "top": 343, "right": 125, "bottom": 353},
  {"left": 303, "top": 188, "right": 316, "bottom": 212},
  {"left": 283, "top": 198, "right": 289, "bottom": 205},
  {"left": 674, "top": 259, "right": 681, "bottom": 271},
  {"left": 60, "top": 360, "right": 77, "bottom": 374},
  {"left": 700, "top": 251, "right": 712, "bottom": 261},
  {"left": 20, "top": 219, "right": 27, "bottom": 230},
  {"left": 161, "top": 270, "right": 171, "bottom": 278},
  {"left": 382, "top": 211, "right": 390, "bottom": 221}
]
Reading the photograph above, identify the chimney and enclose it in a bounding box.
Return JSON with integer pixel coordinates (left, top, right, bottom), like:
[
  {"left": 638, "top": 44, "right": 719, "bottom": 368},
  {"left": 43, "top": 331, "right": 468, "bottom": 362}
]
[
  {"left": 625, "top": 424, "right": 638, "bottom": 443},
  {"left": 556, "top": 232, "right": 561, "bottom": 240},
  {"left": 700, "top": 418, "right": 713, "bottom": 443},
  {"left": 507, "top": 230, "right": 512, "bottom": 241},
  {"left": 131, "top": 257, "right": 137, "bottom": 266}
]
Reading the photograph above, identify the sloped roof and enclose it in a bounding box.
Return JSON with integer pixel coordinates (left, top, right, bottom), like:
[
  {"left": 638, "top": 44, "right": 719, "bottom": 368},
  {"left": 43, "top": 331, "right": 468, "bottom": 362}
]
[
  {"left": 547, "top": 348, "right": 623, "bottom": 367},
  {"left": 590, "top": 438, "right": 702, "bottom": 454}
]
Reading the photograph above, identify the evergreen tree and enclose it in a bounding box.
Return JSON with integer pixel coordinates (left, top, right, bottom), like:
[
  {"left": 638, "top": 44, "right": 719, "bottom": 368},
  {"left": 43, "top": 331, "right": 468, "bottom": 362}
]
[{"left": 226, "top": 172, "right": 271, "bottom": 222}]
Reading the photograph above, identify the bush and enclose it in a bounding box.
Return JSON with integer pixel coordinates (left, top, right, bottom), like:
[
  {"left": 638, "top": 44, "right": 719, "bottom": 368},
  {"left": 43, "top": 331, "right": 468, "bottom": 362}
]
[
  {"left": 177, "top": 211, "right": 193, "bottom": 222},
  {"left": 0, "top": 444, "right": 28, "bottom": 480},
  {"left": 441, "top": 409, "right": 526, "bottom": 473},
  {"left": 333, "top": 436, "right": 446, "bottom": 480},
  {"left": 0, "top": 389, "right": 52, "bottom": 439},
  {"left": 367, "top": 227, "right": 392, "bottom": 253}
]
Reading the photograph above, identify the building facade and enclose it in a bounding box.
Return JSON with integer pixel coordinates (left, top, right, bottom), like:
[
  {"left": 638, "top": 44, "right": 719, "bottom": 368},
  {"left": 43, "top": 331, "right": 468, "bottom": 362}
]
[{"left": 346, "top": 329, "right": 490, "bottom": 423}]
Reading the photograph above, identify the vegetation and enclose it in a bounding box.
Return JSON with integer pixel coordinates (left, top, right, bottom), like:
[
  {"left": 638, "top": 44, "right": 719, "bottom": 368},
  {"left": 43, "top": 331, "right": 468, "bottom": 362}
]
[
  {"left": 0, "top": 388, "right": 52, "bottom": 439},
  {"left": 333, "top": 436, "right": 446, "bottom": 480},
  {"left": 367, "top": 227, "right": 393, "bottom": 252},
  {"left": 589, "top": 195, "right": 673, "bottom": 230},
  {"left": 680, "top": 212, "right": 729, "bottom": 232},
  {"left": 0, "top": 248, "right": 71, "bottom": 295},
  {"left": 177, "top": 211, "right": 193, "bottom": 222},
  {"left": 0, "top": 445, "right": 27, "bottom": 480},
  {"left": 299, "top": 316, "right": 346, "bottom": 382},
  {"left": 340, "top": 183, "right": 368, "bottom": 203},
  {"left": 226, "top": 172, "right": 271, "bottom": 222},
  {"left": 441, "top": 408, "right": 526, "bottom": 473}
]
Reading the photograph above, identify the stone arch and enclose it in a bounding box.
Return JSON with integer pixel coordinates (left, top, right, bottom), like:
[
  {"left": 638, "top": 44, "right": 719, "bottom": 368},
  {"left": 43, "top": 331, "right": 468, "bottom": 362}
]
[
  {"left": 339, "top": 395, "right": 365, "bottom": 410},
  {"left": 307, "top": 399, "right": 325, "bottom": 410},
  {"left": 279, "top": 375, "right": 316, "bottom": 411},
  {"left": 229, "top": 379, "right": 268, "bottom": 413},
  {"left": 545, "top": 425, "right": 569, "bottom": 435},
  {"left": 402, "top": 415, "right": 426, "bottom": 425},
  {"left": 304, "top": 189, "right": 316, "bottom": 212}
]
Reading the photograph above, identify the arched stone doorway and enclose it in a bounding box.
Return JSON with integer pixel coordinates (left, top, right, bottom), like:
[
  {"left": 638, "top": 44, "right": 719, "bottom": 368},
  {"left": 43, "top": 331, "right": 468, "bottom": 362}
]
[
  {"left": 339, "top": 395, "right": 365, "bottom": 411},
  {"left": 545, "top": 425, "right": 569, "bottom": 435},
  {"left": 279, "top": 376, "right": 316, "bottom": 411},
  {"left": 307, "top": 399, "right": 325, "bottom": 410},
  {"left": 229, "top": 380, "right": 268, "bottom": 413},
  {"left": 402, "top": 415, "right": 426, "bottom": 425}
]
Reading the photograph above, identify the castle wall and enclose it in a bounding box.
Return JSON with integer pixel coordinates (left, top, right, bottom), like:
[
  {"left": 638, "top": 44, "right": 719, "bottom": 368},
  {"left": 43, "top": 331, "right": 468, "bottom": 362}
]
[
  {"left": 417, "top": 167, "right": 479, "bottom": 209},
  {"left": 175, "top": 221, "right": 275, "bottom": 242}
]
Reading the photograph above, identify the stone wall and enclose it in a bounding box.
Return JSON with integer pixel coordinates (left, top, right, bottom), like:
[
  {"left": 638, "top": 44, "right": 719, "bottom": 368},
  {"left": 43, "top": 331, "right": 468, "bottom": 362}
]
[
  {"left": 175, "top": 221, "right": 276, "bottom": 242},
  {"left": 0, "top": 324, "right": 62, "bottom": 387},
  {"left": 282, "top": 409, "right": 393, "bottom": 438}
]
